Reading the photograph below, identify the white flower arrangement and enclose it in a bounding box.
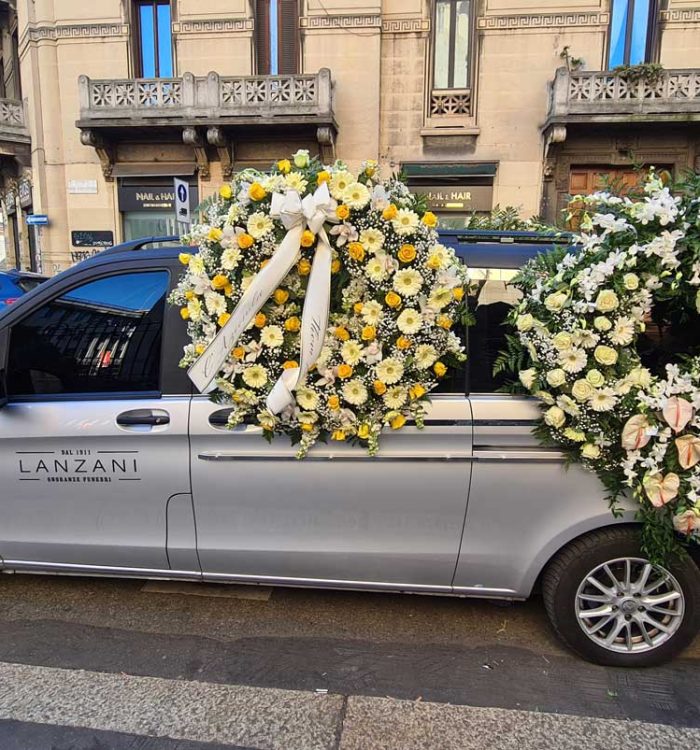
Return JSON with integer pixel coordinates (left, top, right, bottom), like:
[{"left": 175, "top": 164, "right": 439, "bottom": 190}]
[
  {"left": 506, "top": 171, "right": 700, "bottom": 557},
  {"left": 170, "top": 153, "right": 469, "bottom": 456}
]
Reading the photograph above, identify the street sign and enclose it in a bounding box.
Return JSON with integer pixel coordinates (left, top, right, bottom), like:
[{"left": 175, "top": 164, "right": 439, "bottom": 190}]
[
  {"left": 174, "top": 178, "right": 190, "bottom": 226},
  {"left": 25, "top": 214, "right": 49, "bottom": 226}
]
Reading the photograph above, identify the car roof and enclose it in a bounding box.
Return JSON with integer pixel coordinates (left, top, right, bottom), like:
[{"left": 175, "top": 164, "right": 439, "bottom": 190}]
[{"left": 0, "top": 269, "right": 48, "bottom": 280}]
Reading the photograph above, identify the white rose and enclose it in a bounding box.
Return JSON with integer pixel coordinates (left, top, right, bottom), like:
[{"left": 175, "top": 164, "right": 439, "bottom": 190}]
[
  {"left": 516, "top": 314, "right": 534, "bottom": 332},
  {"left": 552, "top": 332, "right": 574, "bottom": 351},
  {"left": 594, "top": 316, "right": 612, "bottom": 332},
  {"left": 594, "top": 345, "right": 619, "bottom": 366},
  {"left": 546, "top": 369, "right": 567, "bottom": 388},
  {"left": 581, "top": 443, "right": 601, "bottom": 459},
  {"left": 519, "top": 368, "right": 537, "bottom": 390},
  {"left": 544, "top": 406, "right": 566, "bottom": 429},
  {"left": 595, "top": 289, "right": 620, "bottom": 312},
  {"left": 293, "top": 148, "right": 310, "bottom": 168},
  {"left": 627, "top": 366, "right": 652, "bottom": 388},
  {"left": 623, "top": 273, "right": 639, "bottom": 290},
  {"left": 585, "top": 369, "right": 606, "bottom": 388},
  {"left": 545, "top": 292, "right": 568, "bottom": 312},
  {"left": 572, "top": 379, "right": 594, "bottom": 401}
]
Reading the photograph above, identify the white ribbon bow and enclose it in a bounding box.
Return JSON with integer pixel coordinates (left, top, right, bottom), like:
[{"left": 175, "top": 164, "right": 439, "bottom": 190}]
[{"left": 187, "top": 182, "right": 338, "bottom": 415}]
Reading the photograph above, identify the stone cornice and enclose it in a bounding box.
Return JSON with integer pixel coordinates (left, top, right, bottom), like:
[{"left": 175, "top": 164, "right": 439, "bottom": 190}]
[
  {"left": 477, "top": 12, "right": 609, "bottom": 31},
  {"left": 300, "top": 14, "right": 381, "bottom": 30},
  {"left": 172, "top": 18, "right": 254, "bottom": 34},
  {"left": 21, "top": 22, "right": 128, "bottom": 46},
  {"left": 660, "top": 8, "right": 700, "bottom": 25}
]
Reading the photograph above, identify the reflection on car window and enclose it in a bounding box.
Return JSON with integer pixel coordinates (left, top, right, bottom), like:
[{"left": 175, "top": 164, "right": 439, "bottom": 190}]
[
  {"left": 7, "top": 271, "right": 169, "bottom": 397},
  {"left": 467, "top": 267, "right": 521, "bottom": 393}
]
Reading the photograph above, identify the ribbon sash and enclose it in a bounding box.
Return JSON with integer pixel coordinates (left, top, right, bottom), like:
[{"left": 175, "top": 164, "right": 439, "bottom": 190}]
[{"left": 187, "top": 184, "right": 336, "bottom": 414}]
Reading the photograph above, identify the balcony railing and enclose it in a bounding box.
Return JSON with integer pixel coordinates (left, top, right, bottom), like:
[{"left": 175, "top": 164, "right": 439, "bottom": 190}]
[
  {"left": 78, "top": 69, "right": 333, "bottom": 123},
  {"left": 0, "top": 98, "right": 29, "bottom": 144},
  {"left": 547, "top": 67, "right": 700, "bottom": 122}
]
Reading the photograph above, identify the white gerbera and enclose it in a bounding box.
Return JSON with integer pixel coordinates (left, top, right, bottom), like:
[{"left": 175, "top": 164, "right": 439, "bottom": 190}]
[
  {"left": 572, "top": 329, "right": 599, "bottom": 349},
  {"left": 397, "top": 308, "right": 422, "bottom": 334},
  {"left": 384, "top": 386, "right": 407, "bottom": 409},
  {"left": 376, "top": 357, "right": 404, "bottom": 384},
  {"left": 415, "top": 344, "right": 438, "bottom": 369},
  {"left": 221, "top": 246, "right": 241, "bottom": 270},
  {"left": 284, "top": 172, "right": 308, "bottom": 194},
  {"left": 589, "top": 387, "right": 618, "bottom": 412},
  {"left": 359, "top": 227, "right": 384, "bottom": 254},
  {"left": 558, "top": 347, "right": 587, "bottom": 374},
  {"left": 260, "top": 325, "right": 284, "bottom": 348},
  {"left": 295, "top": 386, "right": 319, "bottom": 410},
  {"left": 392, "top": 209, "right": 419, "bottom": 236},
  {"left": 246, "top": 212, "right": 273, "bottom": 239},
  {"left": 341, "top": 340, "right": 363, "bottom": 366},
  {"left": 343, "top": 182, "right": 371, "bottom": 209},
  {"left": 427, "top": 287, "right": 453, "bottom": 310},
  {"left": 204, "top": 291, "right": 226, "bottom": 316},
  {"left": 365, "top": 257, "right": 387, "bottom": 282},
  {"left": 609, "top": 317, "right": 636, "bottom": 346},
  {"left": 242, "top": 364, "right": 267, "bottom": 389},
  {"left": 362, "top": 300, "right": 383, "bottom": 325},
  {"left": 329, "top": 170, "right": 355, "bottom": 200},
  {"left": 342, "top": 379, "right": 368, "bottom": 406},
  {"left": 393, "top": 269, "right": 423, "bottom": 297}
]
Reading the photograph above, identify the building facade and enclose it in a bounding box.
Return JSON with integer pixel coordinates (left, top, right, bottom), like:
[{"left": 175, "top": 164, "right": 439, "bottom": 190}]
[{"left": 0, "top": 0, "right": 699, "bottom": 273}]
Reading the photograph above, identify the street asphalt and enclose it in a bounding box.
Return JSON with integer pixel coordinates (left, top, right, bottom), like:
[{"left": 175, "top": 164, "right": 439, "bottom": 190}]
[{"left": 0, "top": 574, "right": 697, "bottom": 749}]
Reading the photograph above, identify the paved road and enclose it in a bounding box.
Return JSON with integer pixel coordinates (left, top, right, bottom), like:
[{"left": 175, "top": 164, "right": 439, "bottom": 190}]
[{"left": 0, "top": 574, "right": 697, "bottom": 749}]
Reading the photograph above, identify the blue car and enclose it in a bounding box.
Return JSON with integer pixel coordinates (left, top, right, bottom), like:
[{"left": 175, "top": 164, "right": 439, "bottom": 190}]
[{"left": 0, "top": 270, "right": 47, "bottom": 307}]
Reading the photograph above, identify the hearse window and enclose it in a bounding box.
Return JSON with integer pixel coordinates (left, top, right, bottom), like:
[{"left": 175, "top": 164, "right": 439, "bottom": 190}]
[
  {"left": 466, "top": 267, "right": 521, "bottom": 393},
  {"left": 7, "top": 271, "right": 169, "bottom": 397}
]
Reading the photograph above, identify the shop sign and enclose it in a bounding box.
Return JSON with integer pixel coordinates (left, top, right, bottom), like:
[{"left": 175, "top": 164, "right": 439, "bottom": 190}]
[
  {"left": 71, "top": 230, "right": 114, "bottom": 248},
  {"left": 68, "top": 179, "right": 98, "bottom": 195},
  {"left": 18, "top": 180, "right": 32, "bottom": 208},
  {"left": 4, "top": 188, "right": 16, "bottom": 214},
  {"left": 118, "top": 184, "right": 199, "bottom": 212},
  {"left": 421, "top": 184, "right": 493, "bottom": 213}
]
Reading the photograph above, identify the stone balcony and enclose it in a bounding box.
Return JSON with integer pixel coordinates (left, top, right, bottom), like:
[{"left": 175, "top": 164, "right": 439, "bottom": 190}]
[
  {"left": 0, "top": 98, "right": 30, "bottom": 165},
  {"left": 543, "top": 67, "right": 700, "bottom": 143},
  {"left": 76, "top": 69, "right": 336, "bottom": 179}
]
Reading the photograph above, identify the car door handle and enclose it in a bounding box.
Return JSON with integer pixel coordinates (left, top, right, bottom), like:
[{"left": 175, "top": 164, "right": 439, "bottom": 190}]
[{"left": 117, "top": 409, "right": 170, "bottom": 426}]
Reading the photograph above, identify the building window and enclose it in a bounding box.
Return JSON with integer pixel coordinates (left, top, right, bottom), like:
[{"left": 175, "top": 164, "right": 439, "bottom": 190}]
[
  {"left": 255, "top": 0, "right": 299, "bottom": 75},
  {"left": 608, "top": 0, "right": 657, "bottom": 68},
  {"left": 433, "top": 0, "right": 471, "bottom": 90},
  {"left": 134, "top": 1, "right": 173, "bottom": 78}
]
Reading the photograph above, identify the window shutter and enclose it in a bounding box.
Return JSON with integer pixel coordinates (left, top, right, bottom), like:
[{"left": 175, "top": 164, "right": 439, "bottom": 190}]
[
  {"left": 278, "top": 0, "right": 299, "bottom": 75},
  {"left": 255, "top": 0, "right": 271, "bottom": 75}
]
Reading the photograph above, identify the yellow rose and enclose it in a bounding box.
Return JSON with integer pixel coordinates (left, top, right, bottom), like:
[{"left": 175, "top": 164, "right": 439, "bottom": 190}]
[
  {"left": 219, "top": 184, "right": 232, "bottom": 200},
  {"left": 437, "top": 315, "right": 452, "bottom": 330},
  {"left": 398, "top": 244, "right": 416, "bottom": 263},
  {"left": 581, "top": 443, "right": 601, "bottom": 459},
  {"left": 385, "top": 291, "right": 402, "bottom": 308},
  {"left": 285, "top": 316, "right": 301, "bottom": 332},
  {"left": 331, "top": 258, "right": 342, "bottom": 274},
  {"left": 282, "top": 360, "right": 299, "bottom": 369},
  {"left": 572, "top": 379, "right": 594, "bottom": 401},
  {"left": 207, "top": 227, "right": 223, "bottom": 243},
  {"left": 353, "top": 302, "right": 364, "bottom": 314},
  {"left": 516, "top": 314, "right": 534, "bottom": 332},
  {"left": 180, "top": 307, "right": 190, "bottom": 320},
  {"left": 552, "top": 332, "right": 573, "bottom": 351},
  {"left": 334, "top": 326, "right": 350, "bottom": 341},
  {"left": 211, "top": 274, "right": 229, "bottom": 290},
  {"left": 373, "top": 380, "right": 387, "bottom": 395},
  {"left": 277, "top": 159, "right": 292, "bottom": 174},
  {"left": 382, "top": 204, "right": 398, "bottom": 221},
  {"left": 237, "top": 233, "right": 254, "bottom": 249},
  {"left": 544, "top": 292, "right": 568, "bottom": 312},
  {"left": 178, "top": 252, "right": 191, "bottom": 265},
  {"left": 433, "top": 361, "right": 447, "bottom": 378},
  {"left": 248, "top": 182, "right": 267, "bottom": 201},
  {"left": 623, "top": 273, "right": 639, "bottom": 290},
  {"left": 421, "top": 211, "right": 438, "bottom": 228},
  {"left": 595, "top": 289, "right": 619, "bottom": 312},
  {"left": 232, "top": 346, "right": 245, "bottom": 359},
  {"left": 331, "top": 429, "right": 346, "bottom": 441},
  {"left": 300, "top": 230, "right": 315, "bottom": 248},
  {"left": 297, "top": 258, "right": 311, "bottom": 276},
  {"left": 336, "top": 204, "right": 350, "bottom": 220},
  {"left": 337, "top": 363, "right": 353, "bottom": 379},
  {"left": 184, "top": 290, "right": 195, "bottom": 300},
  {"left": 224, "top": 283, "right": 233, "bottom": 296},
  {"left": 586, "top": 369, "right": 606, "bottom": 387},
  {"left": 425, "top": 254, "right": 442, "bottom": 270},
  {"left": 316, "top": 170, "right": 331, "bottom": 184},
  {"left": 453, "top": 287, "right": 464, "bottom": 301},
  {"left": 357, "top": 423, "right": 371, "bottom": 439},
  {"left": 348, "top": 242, "right": 365, "bottom": 262},
  {"left": 218, "top": 312, "right": 231, "bottom": 327},
  {"left": 544, "top": 405, "right": 566, "bottom": 429},
  {"left": 396, "top": 336, "right": 412, "bottom": 350},
  {"left": 361, "top": 325, "right": 376, "bottom": 341},
  {"left": 390, "top": 413, "right": 407, "bottom": 430},
  {"left": 328, "top": 395, "right": 340, "bottom": 410},
  {"left": 254, "top": 312, "right": 267, "bottom": 328},
  {"left": 195, "top": 343, "right": 206, "bottom": 355},
  {"left": 409, "top": 384, "right": 427, "bottom": 400},
  {"left": 273, "top": 288, "right": 289, "bottom": 305},
  {"left": 546, "top": 369, "right": 567, "bottom": 388},
  {"left": 300, "top": 423, "right": 314, "bottom": 433},
  {"left": 594, "top": 316, "right": 612, "bottom": 332},
  {"left": 594, "top": 345, "right": 618, "bottom": 366}
]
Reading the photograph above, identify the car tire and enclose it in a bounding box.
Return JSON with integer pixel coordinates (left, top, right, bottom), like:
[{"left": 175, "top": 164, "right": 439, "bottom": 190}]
[{"left": 542, "top": 526, "right": 700, "bottom": 667}]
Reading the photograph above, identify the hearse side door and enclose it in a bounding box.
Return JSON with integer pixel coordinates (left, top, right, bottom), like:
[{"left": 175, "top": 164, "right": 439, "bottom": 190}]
[{"left": 0, "top": 261, "right": 193, "bottom": 573}]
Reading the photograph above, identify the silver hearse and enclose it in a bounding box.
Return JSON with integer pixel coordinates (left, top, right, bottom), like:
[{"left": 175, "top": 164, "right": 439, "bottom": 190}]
[{"left": 0, "top": 232, "right": 697, "bottom": 667}]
